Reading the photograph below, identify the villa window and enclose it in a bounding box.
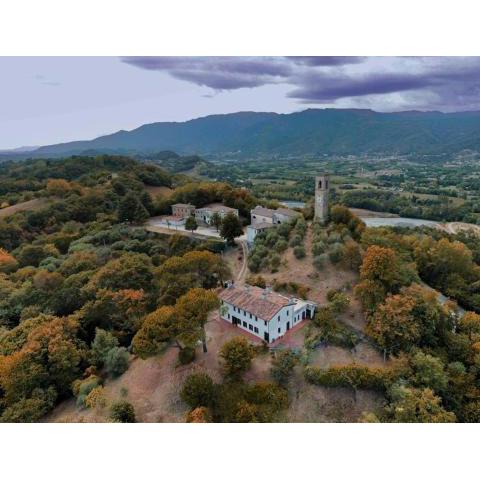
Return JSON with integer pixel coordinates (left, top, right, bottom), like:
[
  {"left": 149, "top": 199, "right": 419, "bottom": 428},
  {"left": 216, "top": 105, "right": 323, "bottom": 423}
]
[
  {"left": 249, "top": 324, "right": 253, "bottom": 331},
  {"left": 254, "top": 327, "right": 258, "bottom": 333},
  {"left": 264, "top": 321, "right": 267, "bottom": 326},
  {"left": 243, "top": 321, "right": 247, "bottom": 327},
  {"left": 278, "top": 327, "right": 281, "bottom": 333}
]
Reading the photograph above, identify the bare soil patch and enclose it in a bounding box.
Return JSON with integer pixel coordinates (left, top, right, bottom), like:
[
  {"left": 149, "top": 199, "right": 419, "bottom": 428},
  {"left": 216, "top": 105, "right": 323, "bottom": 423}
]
[
  {"left": 44, "top": 313, "right": 270, "bottom": 423},
  {"left": 145, "top": 185, "right": 173, "bottom": 197},
  {"left": 0, "top": 198, "right": 48, "bottom": 218}
]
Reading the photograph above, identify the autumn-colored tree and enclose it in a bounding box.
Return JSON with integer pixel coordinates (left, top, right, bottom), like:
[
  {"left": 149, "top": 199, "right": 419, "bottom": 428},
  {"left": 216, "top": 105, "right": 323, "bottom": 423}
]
[
  {"left": 0, "top": 248, "right": 18, "bottom": 273},
  {"left": 173, "top": 288, "right": 219, "bottom": 353},
  {"left": 133, "top": 288, "right": 218, "bottom": 356},
  {"left": 186, "top": 406, "right": 212, "bottom": 423},
  {"left": 219, "top": 337, "right": 255, "bottom": 379},
  {"left": 79, "top": 288, "right": 147, "bottom": 340},
  {"left": 355, "top": 245, "right": 416, "bottom": 311},
  {"left": 132, "top": 306, "right": 175, "bottom": 357},
  {"left": 46, "top": 178, "right": 73, "bottom": 197},
  {"left": 32, "top": 270, "right": 64, "bottom": 291},
  {"left": 366, "top": 293, "right": 419, "bottom": 355}
]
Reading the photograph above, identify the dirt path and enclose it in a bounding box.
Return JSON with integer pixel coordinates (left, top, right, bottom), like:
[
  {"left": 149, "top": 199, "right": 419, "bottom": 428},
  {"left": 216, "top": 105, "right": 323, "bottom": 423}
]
[
  {"left": 0, "top": 198, "right": 48, "bottom": 218},
  {"left": 235, "top": 240, "right": 248, "bottom": 285}
]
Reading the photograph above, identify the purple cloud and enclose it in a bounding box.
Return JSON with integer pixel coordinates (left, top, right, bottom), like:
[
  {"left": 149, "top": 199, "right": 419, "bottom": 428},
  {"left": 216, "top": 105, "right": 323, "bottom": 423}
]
[{"left": 121, "top": 56, "right": 480, "bottom": 111}]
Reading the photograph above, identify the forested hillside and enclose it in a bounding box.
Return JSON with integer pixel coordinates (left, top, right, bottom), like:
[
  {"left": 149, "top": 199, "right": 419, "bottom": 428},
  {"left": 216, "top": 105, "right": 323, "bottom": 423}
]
[
  {"left": 0, "top": 154, "right": 259, "bottom": 422},
  {"left": 6, "top": 109, "right": 480, "bottom": 159}
]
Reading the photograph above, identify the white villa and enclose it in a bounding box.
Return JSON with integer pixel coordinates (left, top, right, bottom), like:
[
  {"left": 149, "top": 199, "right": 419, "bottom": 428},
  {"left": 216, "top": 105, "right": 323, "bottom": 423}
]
[
  {"left": 218, "top": 284, "right": 316, "bottom": 344},
  {"left": 247, "top": 205, "right": 301, "bottom": 244}
]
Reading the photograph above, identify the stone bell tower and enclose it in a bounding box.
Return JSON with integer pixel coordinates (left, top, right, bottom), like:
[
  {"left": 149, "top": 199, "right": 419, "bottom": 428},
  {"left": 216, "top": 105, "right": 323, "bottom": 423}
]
[{"left": 315, "top": 173, "right": 329, "bottom": 223}]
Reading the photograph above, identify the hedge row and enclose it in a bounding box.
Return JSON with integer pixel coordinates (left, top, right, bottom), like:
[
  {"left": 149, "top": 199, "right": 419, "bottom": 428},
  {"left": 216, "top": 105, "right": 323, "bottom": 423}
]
[{"left": 304, "top": 364, "right": 393, "bottom": 392}]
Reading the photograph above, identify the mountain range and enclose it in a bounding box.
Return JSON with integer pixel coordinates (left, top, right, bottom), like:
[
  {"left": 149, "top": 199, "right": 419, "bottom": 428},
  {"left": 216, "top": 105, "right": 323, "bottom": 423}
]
[{"left": 5, "top": 109, "right": 480, "bottom": 159}]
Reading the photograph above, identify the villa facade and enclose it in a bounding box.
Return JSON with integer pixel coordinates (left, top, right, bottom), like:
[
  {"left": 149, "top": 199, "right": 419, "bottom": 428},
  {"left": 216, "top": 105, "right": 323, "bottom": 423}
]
[{"left": 218, "top": 284, "right": 316, "bottom": 344}]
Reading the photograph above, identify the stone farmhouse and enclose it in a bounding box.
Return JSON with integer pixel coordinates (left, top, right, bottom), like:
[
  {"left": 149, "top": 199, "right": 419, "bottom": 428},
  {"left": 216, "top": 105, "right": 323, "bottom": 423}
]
[
  {"left": 218, "top": 284, "right": 316, "bottom": 343},
  {"left": 166, "top": 202, "right": 239, "bottom": 226},
  {"left": 194, "top": 203, "right": 238, "bottom": 225},
  {"left": 247, "top": 205, "right": 300, "bottom": 244}
]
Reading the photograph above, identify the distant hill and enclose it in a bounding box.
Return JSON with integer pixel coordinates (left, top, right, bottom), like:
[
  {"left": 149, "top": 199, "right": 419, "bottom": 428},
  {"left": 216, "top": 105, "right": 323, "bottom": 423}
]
[{"left": 6, "top": 109, "right": 480, "bottom": 159}]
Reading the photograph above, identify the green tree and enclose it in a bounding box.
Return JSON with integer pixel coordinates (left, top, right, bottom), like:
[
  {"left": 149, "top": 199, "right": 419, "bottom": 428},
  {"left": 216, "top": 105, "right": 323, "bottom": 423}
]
[
  {"left": 220, "top": 212, "right": 243, "bottom": 245},
  {"left": 386, "top": 385, "right": 456, "bottom": 423},
  {"left": 271, "top": 350, "right": 297, "bottom": 386},
  {"left": 110, "top": 400, "right": 136, "bottom": 422},
  {"left": 180, "top": 372, "right": 217, "bottom": 408},
  {"left": 118, "top": 192, "right": 149, "bottom": 224},
  {"left": 104, "top": 346, "right": 129, "bottom": 377},
  {"left": 210, "top": 212, "right": 222, "bottom": 231},
  {"left": 185, "top": 215, "right": 198, "bottom": 233},
  {"left": 91, "top": 328, "right": 119, "bottom": 367}
]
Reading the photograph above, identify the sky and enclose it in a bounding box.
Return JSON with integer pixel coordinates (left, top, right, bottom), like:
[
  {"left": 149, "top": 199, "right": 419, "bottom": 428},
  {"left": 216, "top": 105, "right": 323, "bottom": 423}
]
[{"left": 2, "top": 56, "right": 480, "bottom": 150}]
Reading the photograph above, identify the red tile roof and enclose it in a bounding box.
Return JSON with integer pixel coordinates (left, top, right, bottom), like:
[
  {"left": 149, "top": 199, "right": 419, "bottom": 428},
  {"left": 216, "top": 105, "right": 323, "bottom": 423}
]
[{"left": 219, "top": 285, "right": 292, "bottom": 321}]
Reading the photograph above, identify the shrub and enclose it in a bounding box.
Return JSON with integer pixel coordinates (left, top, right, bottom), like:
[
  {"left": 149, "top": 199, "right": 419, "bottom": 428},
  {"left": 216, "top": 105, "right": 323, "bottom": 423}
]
[
  {"left": 110, "top": 401, "right": 136, "bottom": 423},
  {"left": 178, "top": 346, "right": 196, "bottom": 365},
  {"left": 304, "top": 365, "right": 388, "bottom": 392},
  {"left": 289, "top": 235, "right": 302, "bottom": 247},
  {"left": 271, "top": 350, "right": 298, "bottom": 386},
  {"left": 181, "top": 372, "right": 217, "bottom": 408},
  {"left": 105, "top": 347, "right": 129, "bottom": 377},
  {"left": 329, "top": 292, "right": 350, "bottom": 315},
  {"left": 85, "top": 386, "right": 106, "bottom": 409},
  {"left": 274, "top": 239, "right": 288, "bottom": 253},
  {"left": 186, "top": 406, "right": 213, "bottom": 423},
  {"left": 313, "top": 254, "right": 328, "bottom": 271},
  {"left": 293, "top": 246, "right": 306, "bottom": 259},
  {"left": 328, "top": 244, "right": 344, "bottom": 264},
  {"left": 312, "top": 241, "right": 326, "bottom": 256},
  {"left": 246, "top": 274, "right": 266, "bottom": 288}
]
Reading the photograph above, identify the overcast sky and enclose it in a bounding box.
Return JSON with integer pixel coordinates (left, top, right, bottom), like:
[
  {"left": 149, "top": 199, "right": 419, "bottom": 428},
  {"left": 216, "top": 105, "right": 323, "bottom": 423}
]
[{"left": 2, "top": 56, "right": 480, "bottom": 149}]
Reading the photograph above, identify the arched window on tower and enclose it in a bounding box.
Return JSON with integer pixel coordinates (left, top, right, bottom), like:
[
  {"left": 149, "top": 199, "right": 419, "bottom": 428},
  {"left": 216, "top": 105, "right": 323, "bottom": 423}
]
[{"left": 318, "top": 180, "right": 322, "bottom": 189}]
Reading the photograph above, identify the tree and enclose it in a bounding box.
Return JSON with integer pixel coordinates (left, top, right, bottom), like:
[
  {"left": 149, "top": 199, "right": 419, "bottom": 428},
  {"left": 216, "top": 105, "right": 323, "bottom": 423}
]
[
  {"left": 46, "top": 178, "right": 73, "bottom": 197},
  {"left": 0, "top": 248, "right": 18, "bottom": 273},
  {"left": 410, "top": 351, "right": 448, "bottom": 394},
  {"left": 219, "top": 337, "right": 255, "bottom": 379},
  {"left": 91, "top": 328, "right": 119, "bottom": 367},
  {"left": 220, "top": 212, "right": 243, "bottom": 245},
  {"left": 180, "top": 372, "right": 217, "bottom": 408},
  {"left": 271, "top": 350, "right": 297, "bottom": 386},
  {"left": 210, "top": 212, "right": 222, "bottom": 231},
  {"left": 355, "top": 245, "right": 416, "bottom": 311},
  {"left": 185, "top": 215, "right": 198, "bottom": 233},
  {"left": 110, "top": 400, "right": 136, "bottom": 422},
  {"left": 104, "top": 347, "right": 129, "bottom": 377},
  {"left": 117, "top": 192, "right": 149, "bottom": 223},
  {"left": 132, "top": 288, "right": 219, "bottom": 356},
  {"left": 366, "top": 292, "right": 420, "bottom": 355},
  {"left": 386, "top": 385, "right": 456, "bottom": 423}
]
